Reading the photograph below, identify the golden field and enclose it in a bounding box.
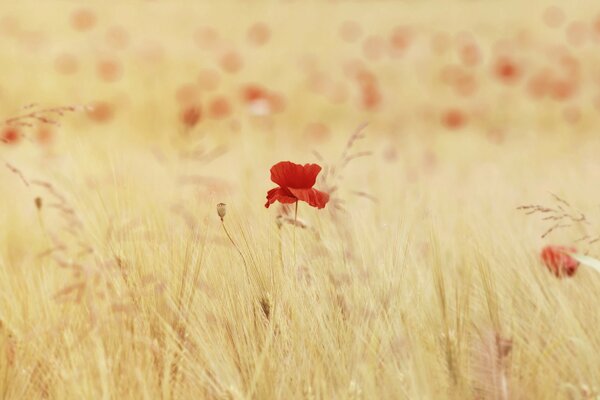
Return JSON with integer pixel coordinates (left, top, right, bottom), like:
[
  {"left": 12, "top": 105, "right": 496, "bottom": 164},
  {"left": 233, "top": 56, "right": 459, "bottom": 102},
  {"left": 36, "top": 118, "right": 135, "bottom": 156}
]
[{"left": 1, "top": 1, "right": 600, "bottom": 399}]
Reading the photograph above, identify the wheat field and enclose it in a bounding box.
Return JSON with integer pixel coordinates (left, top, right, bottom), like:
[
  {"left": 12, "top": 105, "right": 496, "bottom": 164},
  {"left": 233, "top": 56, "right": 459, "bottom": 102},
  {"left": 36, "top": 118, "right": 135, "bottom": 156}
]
[{"left": 1, "top": 1, "right": 600, "bottom": 399}]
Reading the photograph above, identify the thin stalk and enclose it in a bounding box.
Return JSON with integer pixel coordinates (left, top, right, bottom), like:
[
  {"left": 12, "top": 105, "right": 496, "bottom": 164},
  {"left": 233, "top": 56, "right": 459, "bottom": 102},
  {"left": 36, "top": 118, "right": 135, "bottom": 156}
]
[
  {"left": 220, "top": 220, "right": 248, "bottom": 273},
  {"left": 293, "top": 201, "right": 298, "bottom": 267},
  {"left": 278, "top": 223, "right": 284, "bottom": 271}
]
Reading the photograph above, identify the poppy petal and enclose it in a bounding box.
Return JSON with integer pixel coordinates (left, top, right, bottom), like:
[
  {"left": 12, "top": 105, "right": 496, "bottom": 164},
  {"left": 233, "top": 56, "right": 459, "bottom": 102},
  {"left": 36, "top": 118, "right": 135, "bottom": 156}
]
[
  {"left": 265, "top": 187, "right": 297, "bottom": 208},
  {"left": 540, "top": 245, "right": 580, "bottom": 278},
  {"left": 270, "top": 161, "right": 322, "bottom": 189},
  {"left": 288, "top": 188, "right": 330, "bottom": 209}
]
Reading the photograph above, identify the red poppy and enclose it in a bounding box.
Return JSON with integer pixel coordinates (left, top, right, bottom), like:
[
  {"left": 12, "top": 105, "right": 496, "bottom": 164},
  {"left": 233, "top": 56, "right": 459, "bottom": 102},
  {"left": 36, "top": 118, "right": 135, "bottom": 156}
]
[
  {"left": 179, "top": 105, "right": 202, "bottom": 128},
  {"left": 265, "top": 161, "right": 329, "bottom": 209},
  {"left": 540, "top": 245, "right": 579, "bottom": 278},
  {"left": 1, "top": 127, "right": 20, "bottom": 144}
]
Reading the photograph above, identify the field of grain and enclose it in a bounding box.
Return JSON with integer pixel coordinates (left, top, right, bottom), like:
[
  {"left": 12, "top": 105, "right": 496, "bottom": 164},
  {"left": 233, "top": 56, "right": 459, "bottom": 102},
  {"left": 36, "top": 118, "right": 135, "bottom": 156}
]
[{"left": 1, "top": 1, "right": 600, "bottom": 399}]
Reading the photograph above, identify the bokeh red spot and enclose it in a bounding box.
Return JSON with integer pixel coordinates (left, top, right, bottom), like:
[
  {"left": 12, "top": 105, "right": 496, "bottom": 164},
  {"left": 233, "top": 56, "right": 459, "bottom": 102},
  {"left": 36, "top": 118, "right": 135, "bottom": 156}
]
[
  {"left": 527, "top": 69, "right": 552, "bottom": 99},
  {"left": 194, "top": 26, "right": 219, "bottom": 49},
  {"left": 175, "top": 83, "right": 201, "bottom": 105},
  {"left": 556, "top": 52, "right": 580, "bottom": 76},
  {"left": 305, "top": 122, "right": 331, "bottom": 143},
  {"left": 493, "top": 56, "right": 522, "bottom": 84},
  {"left": 565, "top": 21, "right": 588, "bottom": 47},
  {"left": 240, "top": 84, "right": 271, "bottom": 115},
  {"left": 542, "top": 6, "right": 565, "bottom": 29},
  {"left": 241, "top": 84, "right": 268, "bottom": 103},
  {"left": 362, "top": 35, "right": 386, "bottom": 61},
  {"left": 355, "top": 68, "right": 377, "bottom": 87},
  {"left": 0, "top": 16, "right": 19, "bottom": 36},
  {"left": 441, "top": 65, "right": 478, "bottom": 97},
  {"left": 342, "top": 58, "right": 365, "bottom": 79},
  {"left": 71, "top": 8, "right": 96, "bottom": 31},
  {"left": 550, "top": 79, "right": 577, "bottom": 101},
  {"left": 240, "top": 85, "right": 286, "bottom": 115},
  {"left": 54, "top": 53, "right": 79, "bottom": 75},
  {"left": 97, "top": 58, "right": 122, "bottom": 82},
  {"left": 442, "top": 108, "right": 467, "bottom": 129},
  {"left": 352, "top": 67, "right": 381, "bottom": 110},
  {"left": 307, "top": 71, "right": 332, "bottom": 94},
  {"left": 106, "top": 25, "right": 130, "bottom": 50},
  {"left": 208, "top": 97, "right": 231, "bottom": 119},
  {"left": 219, "top": 51, "right": 243, "bottom": 74},
  {"left": 339, "top": 20, "right": 362, "bottom": 43},
  {"left": 247, "top": 22, "right": 271, "bottom": 46},
  {"left": 267, "top": 92, "right": 286, "bottom": 114},
  {"left": 593, "top": 94, "right": 600, "bottom": 113},
  {"left": 197, "top": 69, "right": 220, "bottom": 91},
  {"left": 454, "top": 73, "right": 478, "bottom": 97},
  {"left": 1, "top": 126, "right": 20, "bottom": 144},
  {"left": 36, "top": 126, "right": 54, "bottom": 145},
  {"left": 180, "top": 105, "right": 202, "bottom": 128},
  {"left": 389, "top": 26, "right": 412, "bottom": 56},
  {"left": 87, "top": 101, "right": 114, "bottom": 123},
  {"left": 459, "top": 42, "right": 481, "bottom": 67},
  {"left": 592, "top": 14, "right": 600, "bottom": 40},
  {"left": 361, "top": 84, "right": 381, "bottom": 110}
]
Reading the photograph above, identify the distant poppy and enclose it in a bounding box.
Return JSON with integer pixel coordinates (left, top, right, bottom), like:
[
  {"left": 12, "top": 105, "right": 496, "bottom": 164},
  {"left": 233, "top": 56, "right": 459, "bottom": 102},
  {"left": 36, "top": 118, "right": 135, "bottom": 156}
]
[
  {"left": 265, "top": 161, "right": 329, "bottom": 209},
  {"left": 87, "top": 101, "right": 114, "bottom": 123},
  {"left": 71, "top": 8, "right": 96, "bottom": 32},
  {"left": 442, "top": 108, "right": 467, "bottom": 129},
  {"left": 1, "top": 127, "right": 20, "bottom": 144},
  {"left": 219, "top": 51, "right": 243, "bottom": 74},
  {"left": 542, "top": 6, "right": 565, "bottom": 29},
  {"left": 36, "top": 126, "right": 54, "bottom": 145},
  {"left": 339, "top": 20, "right": 362, "bottom": 43},
  {"left": 197, "top": 69, "right": 220, "bottom": 91},
  {"left": 247, "top": 22, "right": 271, "bottom": 46},
  {"left": 493, "top": 56, "right": 522, "bottom": 85},
  {"left": 180, "top": 105, "right": 202, "bottom": 128},
  {"left": 105, "top": 25, "right": 130, "bottom": 50},
  {"left": 97, "top": 58, "right": 122, "bottom": 82},
  {"left": 540, "top": 245, "right": 579, "bottom": 278},
  {"left": 208, "top": 97, "right": 231, "bottom": 119}
]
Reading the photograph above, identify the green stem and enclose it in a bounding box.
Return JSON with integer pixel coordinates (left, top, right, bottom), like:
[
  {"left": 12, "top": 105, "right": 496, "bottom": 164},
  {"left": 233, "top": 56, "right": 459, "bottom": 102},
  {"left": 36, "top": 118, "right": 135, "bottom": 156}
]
[{"left": 293, "top": 201, "right": 298, "bottom": 267}]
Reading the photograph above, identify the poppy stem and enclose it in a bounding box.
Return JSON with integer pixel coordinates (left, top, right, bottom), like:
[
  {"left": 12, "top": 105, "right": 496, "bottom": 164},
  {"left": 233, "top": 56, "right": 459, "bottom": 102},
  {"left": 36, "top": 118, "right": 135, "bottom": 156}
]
[
  {"left": 220, "top": 220, "right": 248, "bottom": 273},
  {"left": 278, "top": 223, "right": 284, "bottom": 271},
  {"left": 293, "top": 201, "right": 298, "bottom": 267}
]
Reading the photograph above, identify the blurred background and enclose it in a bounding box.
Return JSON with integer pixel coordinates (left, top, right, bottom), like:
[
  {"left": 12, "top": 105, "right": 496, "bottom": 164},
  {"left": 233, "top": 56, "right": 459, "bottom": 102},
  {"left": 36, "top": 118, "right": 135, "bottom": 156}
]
[
  {"left": 2, "top": 2, "right": 600, "bottom": 398},
  {"left": 2, "top": 1, "right": 600, "bottom": 143}
]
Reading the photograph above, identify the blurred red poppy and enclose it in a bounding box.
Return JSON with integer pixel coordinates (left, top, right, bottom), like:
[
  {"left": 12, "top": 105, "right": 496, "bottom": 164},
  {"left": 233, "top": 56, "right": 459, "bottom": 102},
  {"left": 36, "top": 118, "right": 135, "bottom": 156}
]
[
  {"left": 71, "top": 8, "right": 96, "bottom": 32},
  {"left": 1, "top": 127, "right": 20, "bottom": 144},
  {"left": 247, "top": 22, "right": 271, "bottom": 46},
  {"left": 265, "top": 161, "right": 329, "bottom": 209},
  {"left": 540, "top": 245, "right": 579, "bottom": 278},
  {"left": 180, "top": 105, "right": 202, "bottom": 128},
  {"left": 442, "top": 108, "right": 467, "bottom": 129}
]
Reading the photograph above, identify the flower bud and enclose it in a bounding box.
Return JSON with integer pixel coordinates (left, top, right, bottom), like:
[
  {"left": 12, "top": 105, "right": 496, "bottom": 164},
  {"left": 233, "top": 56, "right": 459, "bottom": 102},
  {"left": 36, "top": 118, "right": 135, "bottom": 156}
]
[{"left": 217, "top": 203, "right": 226, "bottom": 221}]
